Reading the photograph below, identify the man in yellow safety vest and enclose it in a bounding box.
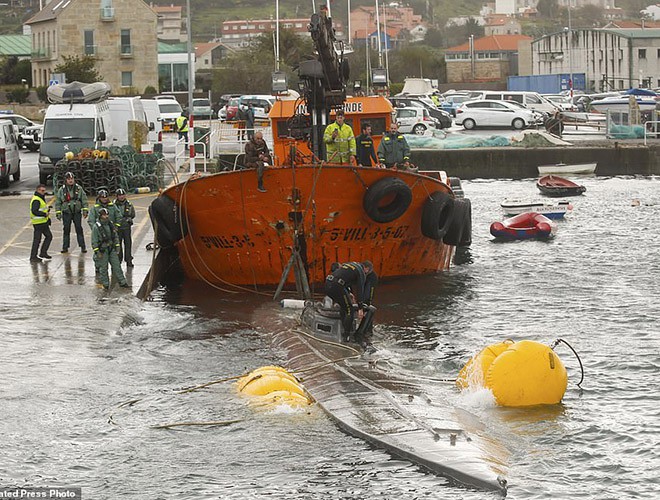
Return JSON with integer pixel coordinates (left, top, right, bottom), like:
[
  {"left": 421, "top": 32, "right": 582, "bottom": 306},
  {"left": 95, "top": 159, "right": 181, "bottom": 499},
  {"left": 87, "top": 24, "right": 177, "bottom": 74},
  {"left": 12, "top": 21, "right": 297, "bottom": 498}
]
[
  {"left": 323, "top": 110, "right": 356, "bottom": 165},
  {"left": 175, "top": 111, "right": 189, "bottom": 151},
  {"left": 29, "top": 184, "right": 53, "bottom": 262}
]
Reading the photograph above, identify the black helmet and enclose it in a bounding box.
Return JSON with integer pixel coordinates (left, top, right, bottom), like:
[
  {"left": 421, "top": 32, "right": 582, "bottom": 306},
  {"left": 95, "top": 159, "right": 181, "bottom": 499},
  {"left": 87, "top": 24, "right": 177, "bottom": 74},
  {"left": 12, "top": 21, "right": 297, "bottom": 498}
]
[
  {"left": 99, "top": 208, "right": 109, "bottom": 216},
  {"left": 97, "top": 189, "right": 109, "bottom": 197},
  {"left": 116, "top": 188, "right": 126, "bottom": 196},
  {"left": 64, "top": 171, "right": 75, "bottom": 179}
]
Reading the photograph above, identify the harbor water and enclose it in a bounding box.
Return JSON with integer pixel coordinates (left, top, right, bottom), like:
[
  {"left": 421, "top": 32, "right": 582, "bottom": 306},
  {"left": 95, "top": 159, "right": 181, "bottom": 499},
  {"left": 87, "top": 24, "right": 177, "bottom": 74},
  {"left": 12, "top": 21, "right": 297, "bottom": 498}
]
[{"left": 1, "top": 175, "right": 659, "bottom": 499}]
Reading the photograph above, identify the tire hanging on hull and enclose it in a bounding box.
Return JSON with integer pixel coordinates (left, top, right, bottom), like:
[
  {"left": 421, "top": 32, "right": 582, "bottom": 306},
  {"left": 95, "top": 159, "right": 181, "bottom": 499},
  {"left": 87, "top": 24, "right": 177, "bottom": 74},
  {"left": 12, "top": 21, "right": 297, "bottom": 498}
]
[
  {"left": 443, "top": 198, "right": 472, "bottom": 247},
  {"left": 421, "top": 191, "right": 455, "bottom": 240},
  {"left": 363, "top": 177, "right": 413, "bottom": 223}
]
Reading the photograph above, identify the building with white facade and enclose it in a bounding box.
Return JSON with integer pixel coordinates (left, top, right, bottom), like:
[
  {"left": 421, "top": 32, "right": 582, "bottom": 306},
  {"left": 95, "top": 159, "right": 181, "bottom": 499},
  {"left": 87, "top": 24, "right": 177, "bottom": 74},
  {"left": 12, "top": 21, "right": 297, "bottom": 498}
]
[{"left": 528, "top": 28, "right": 660, "bottom": 91}]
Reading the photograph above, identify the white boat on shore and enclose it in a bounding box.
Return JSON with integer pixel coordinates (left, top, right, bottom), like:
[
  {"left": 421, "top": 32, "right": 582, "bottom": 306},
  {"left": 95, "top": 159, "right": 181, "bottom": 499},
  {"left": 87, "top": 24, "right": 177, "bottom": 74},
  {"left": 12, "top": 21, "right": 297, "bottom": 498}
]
[
  {"left": 501, "top": 199, "right": 573, "bottom": 219},
  {"left": 588, "top": 88, "right": 659, "bottom": 114},
  {"left": 537, "top": 162, "right": 597, "bottom": 175}
]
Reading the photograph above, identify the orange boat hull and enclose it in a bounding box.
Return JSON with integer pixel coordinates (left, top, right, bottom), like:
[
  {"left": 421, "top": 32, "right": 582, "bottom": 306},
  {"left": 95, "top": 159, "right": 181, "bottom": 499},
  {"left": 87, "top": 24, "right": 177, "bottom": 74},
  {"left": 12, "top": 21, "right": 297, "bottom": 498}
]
[{"left": 162, "top": 166, "right": 456, "bottom": 288}]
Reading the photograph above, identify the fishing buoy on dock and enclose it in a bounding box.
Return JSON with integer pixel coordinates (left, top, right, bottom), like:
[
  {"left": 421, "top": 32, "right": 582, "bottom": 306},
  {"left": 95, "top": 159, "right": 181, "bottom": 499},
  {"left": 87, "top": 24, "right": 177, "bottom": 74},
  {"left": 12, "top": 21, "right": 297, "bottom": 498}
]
[
  {"left": 457, "top": 340, "right": 568, "bottom": 407},
  {"left": 237, "top": 366, "right": 311, "bottom": 406}
]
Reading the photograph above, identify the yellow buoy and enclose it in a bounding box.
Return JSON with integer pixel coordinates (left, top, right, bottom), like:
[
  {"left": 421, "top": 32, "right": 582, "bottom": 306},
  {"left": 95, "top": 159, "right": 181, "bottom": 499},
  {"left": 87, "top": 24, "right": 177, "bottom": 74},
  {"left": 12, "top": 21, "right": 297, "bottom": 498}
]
[
  {"left": 261, "top": 390, "right": 311, "bottom": 407},
  {"left": 458, "top": 340, "right": 568, "bottom": 407},
  {"left": 456, "top": 340, "right": 514, "bottom": 389},
  {"left": 237, "top": 366, "right": 307, "bottom": 399},
  {"left": 65, "top": 151, "right": 75, "bottom": 161}
]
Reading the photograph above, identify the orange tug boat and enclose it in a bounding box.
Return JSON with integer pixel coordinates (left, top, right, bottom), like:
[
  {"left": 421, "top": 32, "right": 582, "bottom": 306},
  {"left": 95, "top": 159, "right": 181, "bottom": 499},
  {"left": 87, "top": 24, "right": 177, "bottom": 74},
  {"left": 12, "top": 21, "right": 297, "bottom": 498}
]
[{"left": 149, "top": 14, "right": 471, "bottom": 293}]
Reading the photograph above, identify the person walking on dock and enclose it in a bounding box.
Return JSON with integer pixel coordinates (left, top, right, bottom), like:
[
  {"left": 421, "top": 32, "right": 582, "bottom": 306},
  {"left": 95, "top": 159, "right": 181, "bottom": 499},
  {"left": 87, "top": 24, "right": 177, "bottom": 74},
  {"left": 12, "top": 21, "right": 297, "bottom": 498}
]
[
  {"left": 29, "top": 184, "right": 53, "bottom": 263},
  {"left": 55, "top": 171, "right": 88, "bottom": 254},
  {"left": 175, "top": 111, "right": 189, "bottom": 152},
  {"left": 91, "top": 208, "right": 128, "bottom": 290}
]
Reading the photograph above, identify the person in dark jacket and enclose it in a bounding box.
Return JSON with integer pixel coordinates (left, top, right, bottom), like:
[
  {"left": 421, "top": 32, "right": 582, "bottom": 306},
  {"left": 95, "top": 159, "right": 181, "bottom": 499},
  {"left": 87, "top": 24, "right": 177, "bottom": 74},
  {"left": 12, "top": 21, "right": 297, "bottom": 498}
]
[
  {"left": 29, "top": 184, "right": 53, "bottom": 262},
  {"left": 244, "top": 130, "right": 272, "bottom": 192},
  {"left": 55, "top": 171, "right": 88, "bottom": 254},
  {"left": 324, "top": 261, "right": 374, "bottom": 340},
  {"left": 377, "top": 122, "right": 412, "bottom": 169},
  {"left": 91, "top": 208, "right": 128, "bottom": 290},
  {"left": 356, "top": 122, "right": 378, "bottom": 167},
  {"left": 245, "top": 103, "right": 256, "bottom": 140},
  {"left": 113, "top": 188, "right": 136, "bottom": 267}
]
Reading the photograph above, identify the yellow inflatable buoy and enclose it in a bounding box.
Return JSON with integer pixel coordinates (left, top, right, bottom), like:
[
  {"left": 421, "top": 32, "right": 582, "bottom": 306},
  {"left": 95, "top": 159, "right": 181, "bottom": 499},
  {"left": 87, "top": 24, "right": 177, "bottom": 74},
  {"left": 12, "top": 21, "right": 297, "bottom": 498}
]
[
  {"left": 457, "top": 340, "right": 568, "bottom": 407},
  {"left": 237, "top": 366, "right": 310, "bottom": 402},
  {"left": 65, "top": 151, "right": 75, "bottom": 161}
]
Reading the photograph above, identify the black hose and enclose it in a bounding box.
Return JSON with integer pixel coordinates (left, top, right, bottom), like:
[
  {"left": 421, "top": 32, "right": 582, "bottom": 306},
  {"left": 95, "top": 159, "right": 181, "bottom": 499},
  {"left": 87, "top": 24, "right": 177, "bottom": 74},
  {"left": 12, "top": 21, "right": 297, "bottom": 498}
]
[{"left": 551, "top": 338, "right": 584, "bottom": 387}]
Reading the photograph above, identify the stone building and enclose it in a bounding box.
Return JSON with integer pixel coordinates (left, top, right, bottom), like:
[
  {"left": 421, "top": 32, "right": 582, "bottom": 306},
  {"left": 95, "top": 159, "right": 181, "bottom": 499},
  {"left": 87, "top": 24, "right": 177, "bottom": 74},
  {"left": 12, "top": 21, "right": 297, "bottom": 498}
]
[
  {"left": 152, "top": 4, "right": 186, "bottom": 42},
  {"left": 26, "top": 0, "right": 158, "bottom": 93},
  {"left": 445, "top": 34, "right": 532, "bottom": 83}
]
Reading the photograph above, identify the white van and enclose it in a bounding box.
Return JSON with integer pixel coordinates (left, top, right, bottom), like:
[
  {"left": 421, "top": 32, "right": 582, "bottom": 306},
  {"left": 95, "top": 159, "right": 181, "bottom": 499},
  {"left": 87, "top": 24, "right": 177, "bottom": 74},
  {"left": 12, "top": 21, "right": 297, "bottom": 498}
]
[
  {"left": 108, "top": 97, "right": 148, "bottom": 147},
  {"left": 39, "top": 101, "right": 113, "bottom": 185},
  {"left": 141, "top": 99, "right": 163, "bottom": 147},
  {"left": 0, "top": 119, "right": 21, "bottom": 188},
  {"left": 474, "top": 91, "right": 560, "bottom": 116},
  {"left": 157, "top": 98, "right": 182, "bottom": 132}
]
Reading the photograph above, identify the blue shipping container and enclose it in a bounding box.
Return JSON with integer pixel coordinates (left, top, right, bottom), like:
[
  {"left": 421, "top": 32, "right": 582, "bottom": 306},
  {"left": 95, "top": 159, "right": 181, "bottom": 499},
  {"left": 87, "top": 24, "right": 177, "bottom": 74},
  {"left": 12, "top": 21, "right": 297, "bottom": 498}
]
[{"left": 507, "top": 74, "right": 586, "bottom": 93}]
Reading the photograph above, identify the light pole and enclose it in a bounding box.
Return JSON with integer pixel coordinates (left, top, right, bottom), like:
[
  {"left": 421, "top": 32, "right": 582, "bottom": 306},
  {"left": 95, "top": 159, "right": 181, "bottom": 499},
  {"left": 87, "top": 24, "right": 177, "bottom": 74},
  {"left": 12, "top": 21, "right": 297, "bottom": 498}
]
[
  {"left": 186, "top": 0, "right": 194, "bottom": 158},
  {"left": 567, "top": 0, "right": 573, "bottom": 97}
]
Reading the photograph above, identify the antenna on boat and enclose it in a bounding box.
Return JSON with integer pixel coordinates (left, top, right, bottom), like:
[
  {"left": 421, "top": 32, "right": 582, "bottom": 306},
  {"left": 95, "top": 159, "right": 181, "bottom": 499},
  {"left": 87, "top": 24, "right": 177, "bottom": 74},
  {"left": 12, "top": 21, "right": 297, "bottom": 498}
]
[
  {"left": 375, "top": 0, "right": 383, "bottom": 68},
  {"left": 275, "top": 0, "right": 280, "bottom": 71}
]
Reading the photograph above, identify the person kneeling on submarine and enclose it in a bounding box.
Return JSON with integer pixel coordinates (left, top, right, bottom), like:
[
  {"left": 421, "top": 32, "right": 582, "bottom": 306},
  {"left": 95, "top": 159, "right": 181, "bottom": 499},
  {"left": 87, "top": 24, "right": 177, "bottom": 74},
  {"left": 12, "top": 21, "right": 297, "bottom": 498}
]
[{"left": 325, "top": 261, "right": 377, "bottom": 349}]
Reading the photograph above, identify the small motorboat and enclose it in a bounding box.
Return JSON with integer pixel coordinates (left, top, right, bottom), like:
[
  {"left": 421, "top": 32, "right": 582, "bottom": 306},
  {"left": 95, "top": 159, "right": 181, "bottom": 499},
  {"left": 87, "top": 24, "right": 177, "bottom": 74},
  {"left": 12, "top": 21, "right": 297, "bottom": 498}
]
[
  {"left": 490, "top": 212, "right": 557, "bottom": 240},
  {"left": 47, "top": 81, "right": 112, "bottom": 104},
  {"left": 589, "top": 88, "right": 659, "bottom": 114},
  {"left": 537, "top": 175, "right": 586, "bottom": 197},
  {"left": 501, "top": 199, "right": 573, "bottom": 219},
  {"left": 537, "top": 162, "right": 597, "bottom": 175}
]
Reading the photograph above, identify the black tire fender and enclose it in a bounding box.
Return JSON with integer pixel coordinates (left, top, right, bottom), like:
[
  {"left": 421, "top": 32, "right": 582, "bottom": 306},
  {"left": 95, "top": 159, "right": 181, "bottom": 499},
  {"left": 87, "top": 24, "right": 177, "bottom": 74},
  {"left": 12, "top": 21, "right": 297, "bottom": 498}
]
[
  {"left": 149, "top": 195, "right": 186, "bottom": 248},
  {"left": 421, "top": 191, "right": 455, "bottom": 240},
  {"left": 363, "top": 177, "right": 413, "bottom": 223},
  {"left": 443, "top": 198, "right": 472, "bottom": 246}
]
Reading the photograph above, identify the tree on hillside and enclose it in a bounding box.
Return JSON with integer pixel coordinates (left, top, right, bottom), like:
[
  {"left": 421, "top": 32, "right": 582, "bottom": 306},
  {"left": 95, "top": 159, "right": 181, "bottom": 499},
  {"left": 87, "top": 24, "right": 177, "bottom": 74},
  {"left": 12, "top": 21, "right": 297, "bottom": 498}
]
[
  {"left": 387, "top": 45, "right": 445, "bottom": 84},
  {"left": 537, "top": 0, "right": 560, "bottom": 19},
  {"left": 53, "top": 55, "right": 102, "bottom": 83},
  {"left": 445, "top": 18, "right": 484, "bottom": 48},
  {"left": 423, "top": 27, "right": 445, "bottom": 48},
  {"left": 570, "top": 5, "right": 605, "bottom": 28}
]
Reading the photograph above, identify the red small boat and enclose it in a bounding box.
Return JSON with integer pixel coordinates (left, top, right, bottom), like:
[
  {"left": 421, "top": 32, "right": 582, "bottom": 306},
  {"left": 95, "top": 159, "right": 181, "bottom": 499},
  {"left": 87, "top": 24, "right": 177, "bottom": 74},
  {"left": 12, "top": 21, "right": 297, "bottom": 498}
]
[
  {"left": 537, "top": 175, "right": 586, "bottom": 197},
  {"left": 490, "top": 212, "right": 557, "bottom": 240}
]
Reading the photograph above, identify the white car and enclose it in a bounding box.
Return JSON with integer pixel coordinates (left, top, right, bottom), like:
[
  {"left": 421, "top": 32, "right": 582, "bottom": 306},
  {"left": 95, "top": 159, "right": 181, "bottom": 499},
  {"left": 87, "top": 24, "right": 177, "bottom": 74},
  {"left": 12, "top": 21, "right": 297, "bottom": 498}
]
[
  {"left": 455, "top": 99, "right": 537, "bottom": 130},
  {"left": 394, "top": 107, "right": 436, "bottom": 135},
  {"left": 544, "top": 94, "right": 578, "bottom": 111},
  {"left": 0, "top": 112, "right": 42, "bottom": 150}
]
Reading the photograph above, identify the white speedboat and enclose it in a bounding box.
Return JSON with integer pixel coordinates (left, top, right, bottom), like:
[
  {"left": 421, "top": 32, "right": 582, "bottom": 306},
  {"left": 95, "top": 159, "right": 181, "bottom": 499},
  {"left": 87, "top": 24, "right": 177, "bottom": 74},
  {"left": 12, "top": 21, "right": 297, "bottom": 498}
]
[
  {"left": 501, "top": 199, "right": 573, "bottom": 219},
  {"left": 589, "top": 88, "right": 659, "bottom": 114},
  {"left": 537, "top": 162, "right": 597, "bottom": 175}
]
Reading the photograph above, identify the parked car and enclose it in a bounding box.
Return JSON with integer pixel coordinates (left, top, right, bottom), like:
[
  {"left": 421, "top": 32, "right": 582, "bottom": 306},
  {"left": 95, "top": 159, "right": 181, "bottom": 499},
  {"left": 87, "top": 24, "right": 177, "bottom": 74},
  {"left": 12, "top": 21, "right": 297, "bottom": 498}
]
[
  {"left": 440, "top": 94, "right": 472, "bottom": 117},
  {"left": 220, "top": 97, "right": 240, "bottom": 122},
  {"left": 191, "top": 98, "right": 214, "bottom": 120},
  {"left": 395, "top": 107, "right": 436, "bottom": 135},
  {"left": 470, "top": 90, "right": 560, "bottom": 116},
  {"left": 216, "top": 94, "right": 241, "bottom": 120},
  {"left": 389, "top": 96, "right": 452, "bottom": 128},
  {"left": 239, "top": 95, "right": 276, "bottom": 120},
  {"left": 455, "top": 99, "right": 537, "bottom": 130},
  {"left": 22, "top": 123, "right": 42, "bottom": 152},
  {"left": 0, "top": 118, "right": 21, "bottom": 188},
  {"left": 0, "top": 111, "right": 43, "bottom": 150},
  {"left": 544, "top": 94, "right": 578, "bottom": 112},
  {"left": 141, "top": 99, "right": 163, "bottom": 147}
]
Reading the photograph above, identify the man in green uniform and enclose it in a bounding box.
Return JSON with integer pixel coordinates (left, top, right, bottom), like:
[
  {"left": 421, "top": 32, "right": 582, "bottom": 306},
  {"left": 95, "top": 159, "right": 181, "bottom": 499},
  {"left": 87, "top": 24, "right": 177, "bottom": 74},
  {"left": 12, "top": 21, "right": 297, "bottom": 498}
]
[
  {"left": 91, "top": 208, "right": 128, "bottom": 290},
  {"left": 323, "top": 110, "right": 356, "bottom": 164},
  {"left": 55, "top": 171, "right": 88, "bottom": 254},
  {"left": 113, "top": 188, "right": 136, "bottom": 267},
  {"left": 377, "top": 122, "right": 412, "bottom": 170},
  {"left": 88, "top": 188, "right": 116, "bottom": 228}
]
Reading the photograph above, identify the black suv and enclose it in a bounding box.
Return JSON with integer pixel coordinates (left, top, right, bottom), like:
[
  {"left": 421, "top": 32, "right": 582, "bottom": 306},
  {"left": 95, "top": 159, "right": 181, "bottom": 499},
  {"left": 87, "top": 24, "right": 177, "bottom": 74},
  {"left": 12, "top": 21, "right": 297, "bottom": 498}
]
[{"left": 388, "top": 96, "right": 453, "bottom": 129}]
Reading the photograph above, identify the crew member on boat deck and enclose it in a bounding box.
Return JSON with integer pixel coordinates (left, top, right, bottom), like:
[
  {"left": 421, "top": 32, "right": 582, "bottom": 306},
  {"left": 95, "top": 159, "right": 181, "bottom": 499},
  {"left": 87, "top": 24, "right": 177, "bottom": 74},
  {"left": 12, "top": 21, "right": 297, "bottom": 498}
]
[
  {"left": 323, "top": 110, "right": 356, "bottom": 165},
  {"left": 325, "top": 261, "right": 373, "bottom": 340},
  {"left": 55, "top": 171, "right": 88, "bottom": 254},
  {"left": 245, "top": 131, "right": 272, "bottom": 193},
  {"left": 356, "top": 122, "right": 378, "bottom": 167},
  {"left": 377, "top": 122, "right": 412, "bottom": 170}
]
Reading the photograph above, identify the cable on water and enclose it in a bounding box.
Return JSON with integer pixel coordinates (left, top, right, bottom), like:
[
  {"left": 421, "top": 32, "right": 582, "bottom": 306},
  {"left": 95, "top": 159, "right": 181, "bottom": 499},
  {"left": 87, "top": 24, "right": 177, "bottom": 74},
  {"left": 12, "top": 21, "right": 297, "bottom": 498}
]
[{"left": 550, "top": 338, "right": 584, "bottom": 387}]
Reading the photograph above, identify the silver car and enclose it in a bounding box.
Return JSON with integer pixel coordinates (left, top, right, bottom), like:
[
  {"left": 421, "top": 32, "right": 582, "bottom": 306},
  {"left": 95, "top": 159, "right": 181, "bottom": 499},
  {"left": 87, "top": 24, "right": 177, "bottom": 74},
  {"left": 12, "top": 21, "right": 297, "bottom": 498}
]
[{"left": 455, "top": 99, "right": 537, "bottom": 130}]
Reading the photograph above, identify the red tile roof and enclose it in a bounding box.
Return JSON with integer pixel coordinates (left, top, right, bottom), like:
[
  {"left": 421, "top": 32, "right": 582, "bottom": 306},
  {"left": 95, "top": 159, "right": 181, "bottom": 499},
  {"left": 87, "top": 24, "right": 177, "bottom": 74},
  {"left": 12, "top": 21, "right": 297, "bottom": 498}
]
[
  {"left": 446, "top": 34, "right": 532, "bottom": 53},
  {"left": 195, "top": 42, "right": 222, "bottom": 57}
]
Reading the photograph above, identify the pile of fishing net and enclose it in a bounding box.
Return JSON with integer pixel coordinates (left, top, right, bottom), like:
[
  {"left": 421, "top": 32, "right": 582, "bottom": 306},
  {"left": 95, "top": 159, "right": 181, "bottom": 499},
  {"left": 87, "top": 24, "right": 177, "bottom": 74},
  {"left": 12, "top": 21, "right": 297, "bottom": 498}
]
[{"left": 406, "top": 133, "right": 511, "bottom": 150}]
